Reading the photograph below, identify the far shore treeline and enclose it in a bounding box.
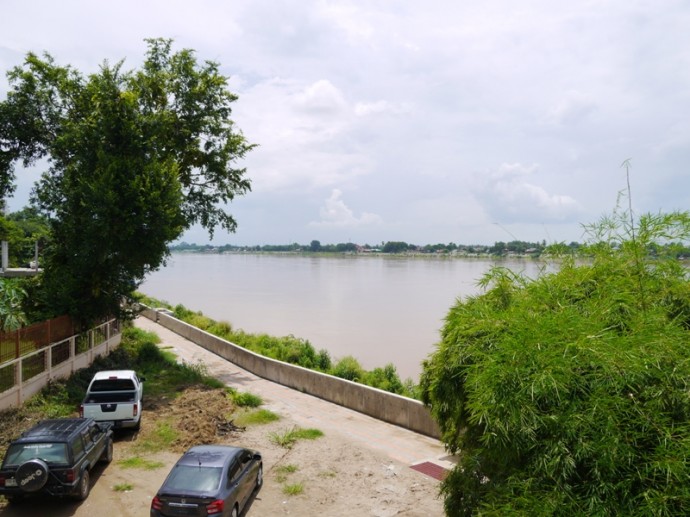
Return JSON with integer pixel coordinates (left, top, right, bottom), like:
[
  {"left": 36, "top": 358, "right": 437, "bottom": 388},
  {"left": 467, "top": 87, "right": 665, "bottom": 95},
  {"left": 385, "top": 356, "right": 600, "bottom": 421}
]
[{"left": 171, "top": 239, "right": 690, "bottom": 259}]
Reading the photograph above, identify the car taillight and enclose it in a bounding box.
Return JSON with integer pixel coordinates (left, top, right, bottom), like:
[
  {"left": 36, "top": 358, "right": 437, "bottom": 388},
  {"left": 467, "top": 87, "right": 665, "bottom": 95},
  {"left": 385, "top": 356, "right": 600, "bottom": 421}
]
[
  {"left": 151, "top": 496, "right": 163, "bottom": 510},
  {"left": 79, "top": 404, "right": 84, "bottom": 418},
  {"left": 133, "top": 403, "right": 138, "bottom": 417},
  {"left": 65, "top": 469, "right": 76, "bottom": 482},
  {"left": 206, "top": 499, "right": 225, "bottom": 514},
  {"left": 0, "top": 474, "right": 5, "bottom": 487}
]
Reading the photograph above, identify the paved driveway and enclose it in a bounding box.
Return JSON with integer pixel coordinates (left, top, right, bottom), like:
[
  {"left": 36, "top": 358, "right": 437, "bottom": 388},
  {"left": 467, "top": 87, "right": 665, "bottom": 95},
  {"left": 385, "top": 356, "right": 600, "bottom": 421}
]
[{"left": 134, "top": 317, "right": 454, "bottom": 472}]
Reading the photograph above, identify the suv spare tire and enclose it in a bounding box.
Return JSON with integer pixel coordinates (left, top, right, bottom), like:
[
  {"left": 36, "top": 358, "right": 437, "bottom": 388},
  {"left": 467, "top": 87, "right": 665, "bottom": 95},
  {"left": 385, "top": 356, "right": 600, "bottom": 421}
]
[{"left": 16, "top": 459, "right": 49, "bottom": 492}]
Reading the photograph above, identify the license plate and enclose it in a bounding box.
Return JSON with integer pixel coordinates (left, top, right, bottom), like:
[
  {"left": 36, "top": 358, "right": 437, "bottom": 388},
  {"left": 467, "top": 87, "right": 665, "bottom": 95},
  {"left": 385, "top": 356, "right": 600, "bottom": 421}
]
[{"left": 5, "top": 478, "right": 17, "bottom": 487}]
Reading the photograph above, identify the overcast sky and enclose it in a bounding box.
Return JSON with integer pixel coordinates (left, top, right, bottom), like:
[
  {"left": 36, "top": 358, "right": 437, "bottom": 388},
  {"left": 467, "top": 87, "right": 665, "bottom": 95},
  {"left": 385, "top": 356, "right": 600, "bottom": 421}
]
[{"left": 1, "top": 0, "right": 689, "bottom": 246}]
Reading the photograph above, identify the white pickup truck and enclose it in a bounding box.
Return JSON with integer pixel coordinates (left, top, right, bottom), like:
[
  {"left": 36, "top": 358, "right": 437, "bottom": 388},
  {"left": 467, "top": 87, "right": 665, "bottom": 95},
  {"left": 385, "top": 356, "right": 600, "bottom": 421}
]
[{"left": 79, "top": 370, "right": 145, "bottom": 430}]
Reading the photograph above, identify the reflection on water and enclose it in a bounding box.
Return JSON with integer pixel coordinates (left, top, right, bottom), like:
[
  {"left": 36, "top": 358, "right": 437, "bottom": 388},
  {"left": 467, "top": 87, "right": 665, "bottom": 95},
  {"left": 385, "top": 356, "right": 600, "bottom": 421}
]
[{"left": 140, "top": 253, "right": 548, "bottom": 380}]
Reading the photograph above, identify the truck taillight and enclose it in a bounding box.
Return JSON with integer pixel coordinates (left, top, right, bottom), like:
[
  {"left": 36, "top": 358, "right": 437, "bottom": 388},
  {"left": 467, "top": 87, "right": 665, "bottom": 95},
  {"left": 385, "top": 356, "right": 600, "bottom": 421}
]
[
  {"left": 133, "top": 403, "right": 138, "bottom": 417},
  {"left": 78, "top": 404, "right": 84, "bottom": 418},
  {"left": 0, "top": 474, "right": 5, "bottom": 487}
]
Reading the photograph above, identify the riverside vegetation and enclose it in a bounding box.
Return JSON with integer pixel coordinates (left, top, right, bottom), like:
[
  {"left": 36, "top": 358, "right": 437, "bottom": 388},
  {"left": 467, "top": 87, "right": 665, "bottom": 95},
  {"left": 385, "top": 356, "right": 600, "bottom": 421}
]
[
  {"left": 421, "top": 205, "right": 690, "bottom": 516},
  {"left": 135, "top": 294, "right": 419, "bottom": 399}
]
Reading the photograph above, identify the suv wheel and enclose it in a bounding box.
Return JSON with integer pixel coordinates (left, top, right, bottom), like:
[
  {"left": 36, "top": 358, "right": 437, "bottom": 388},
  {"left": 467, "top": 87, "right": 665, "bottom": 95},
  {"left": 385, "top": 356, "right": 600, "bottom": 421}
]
[
  {"left": 75, "top": 470, "right": 90, "bottom": 501},
  {"left": 16, "top": 459, "right": 49, "bottom": 492}
]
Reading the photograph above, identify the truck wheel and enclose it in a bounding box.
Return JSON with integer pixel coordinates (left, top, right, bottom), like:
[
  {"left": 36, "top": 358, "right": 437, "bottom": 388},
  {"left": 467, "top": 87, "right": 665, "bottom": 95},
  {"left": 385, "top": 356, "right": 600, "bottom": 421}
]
[
  {"left": 134, "top": 416, "right": 141, "bottom": 431},
  {"left": 100, "top": 438, "right": 114, "bottom": 463},
  {"left": 16, "top": 459, "right": 49, "bottom": 492},
  {"left": 75, "top": 470, "right": 90, "bottom": 501}
]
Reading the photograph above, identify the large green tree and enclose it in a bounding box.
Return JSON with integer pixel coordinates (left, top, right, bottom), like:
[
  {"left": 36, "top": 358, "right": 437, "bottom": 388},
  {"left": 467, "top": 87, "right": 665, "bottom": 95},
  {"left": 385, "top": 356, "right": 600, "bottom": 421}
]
[
  {"left": 0, "top": 39, "right": 253, "bottom": 323},
  {"left": 421, "top": 207, "right": 690, "bottom": 515}
]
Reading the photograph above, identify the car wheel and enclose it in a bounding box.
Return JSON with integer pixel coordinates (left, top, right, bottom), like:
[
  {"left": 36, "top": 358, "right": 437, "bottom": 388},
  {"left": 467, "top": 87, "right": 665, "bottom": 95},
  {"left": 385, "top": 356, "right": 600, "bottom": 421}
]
[
  {"left": 231, "top": 504, "right": 239, "bottom": 517},
  {"left": 15, "top": 459, "right": 49, "bottom": 492},
  {"left": 256, "top": 464, "right": 263, "bottom": 488},
  {"left": 100, "top": 438, "right": 114, "bottom": 463},
  {"left": 75, "top": 470, "right": 90, "bottom": 501}
]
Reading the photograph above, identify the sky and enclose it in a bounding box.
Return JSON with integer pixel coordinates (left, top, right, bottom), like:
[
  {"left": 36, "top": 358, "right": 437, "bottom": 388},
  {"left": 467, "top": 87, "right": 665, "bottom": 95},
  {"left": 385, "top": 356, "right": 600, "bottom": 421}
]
[{"left": 1, "top": 0, "right": 689, "bottom": 246}]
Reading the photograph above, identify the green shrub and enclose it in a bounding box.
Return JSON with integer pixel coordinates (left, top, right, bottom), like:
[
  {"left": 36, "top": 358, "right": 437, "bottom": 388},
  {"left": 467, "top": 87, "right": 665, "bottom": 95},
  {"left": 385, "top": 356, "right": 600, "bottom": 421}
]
[
  {"left": 421, "top": 209, "right": 690, "bottom": 516},
  {"left": 315, "top": 349, "right": 332, "bottom": 371},
  {"left": 330, "top": 356, "right": 364, "bottom": 381},
  {"left": 362, "top": 363, "right": 404, "bottom": 394}
]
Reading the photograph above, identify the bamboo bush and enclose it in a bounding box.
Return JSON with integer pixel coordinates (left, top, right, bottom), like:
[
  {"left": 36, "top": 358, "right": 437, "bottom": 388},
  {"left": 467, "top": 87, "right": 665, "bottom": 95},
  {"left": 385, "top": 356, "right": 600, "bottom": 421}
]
[{"left": 421, "top": 208, "right": 690, "bottom": 516}]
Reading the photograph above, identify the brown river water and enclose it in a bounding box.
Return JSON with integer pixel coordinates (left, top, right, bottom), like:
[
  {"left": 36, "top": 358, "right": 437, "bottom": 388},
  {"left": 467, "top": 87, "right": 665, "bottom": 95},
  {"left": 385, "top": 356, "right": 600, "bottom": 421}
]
[{"left": 140, "top": 253, "right": 547, "bottom": 380}]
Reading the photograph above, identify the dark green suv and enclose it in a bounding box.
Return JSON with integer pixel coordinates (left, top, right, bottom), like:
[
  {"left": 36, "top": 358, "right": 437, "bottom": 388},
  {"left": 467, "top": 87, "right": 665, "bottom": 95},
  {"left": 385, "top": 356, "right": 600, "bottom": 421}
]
[{"left": 0, "top": 418, "right": 113, "bottom": 503}]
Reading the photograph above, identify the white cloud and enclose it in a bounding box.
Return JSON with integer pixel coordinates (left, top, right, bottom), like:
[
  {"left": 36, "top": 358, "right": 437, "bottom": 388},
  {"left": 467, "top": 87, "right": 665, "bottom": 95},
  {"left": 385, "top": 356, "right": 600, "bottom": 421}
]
[
  {"left": 354, "top": 100, "right": 410, "bottom": 117},
  {"left": 478, "top": 163, "right": 583, "bottom": 223},
  {"left": 543, "top": 90, "right": 598, "bottom": 126},
  {"left": 295, "top": 80, "right": 347, "bottom": 114},
  {"left": 1, "top": 0, "right": 690, "bottom": 246},
  {"left": 310, "top": 189, "right": 382, "bottom": 228}
]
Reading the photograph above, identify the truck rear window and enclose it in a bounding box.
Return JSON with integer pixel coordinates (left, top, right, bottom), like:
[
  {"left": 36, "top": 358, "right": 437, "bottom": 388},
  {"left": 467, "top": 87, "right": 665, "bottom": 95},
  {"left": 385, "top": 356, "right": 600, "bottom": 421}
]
[
  {"left": 85, "top": 392, "right": 136, "bottom": 403},
  {"left": 3, "top": 443, "right": 69, "bottom": 467},
  {"left": 90, "top": 379, "right": 136, "bottom": 391}
]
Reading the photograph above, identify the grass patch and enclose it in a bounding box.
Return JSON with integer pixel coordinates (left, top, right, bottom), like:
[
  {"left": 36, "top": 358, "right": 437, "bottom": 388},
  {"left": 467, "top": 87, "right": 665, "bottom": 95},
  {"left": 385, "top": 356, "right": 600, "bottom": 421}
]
[
  {"left": 292, "top": 428, "right": 324, "bottom": 440},
  {"left": 282, "top": 482, "right": 304, "bottom": 496},
  {"left": 319, "top": 469, "right": 337, "bottom": 478},
  {"left": 234, "top": 408, "right": 280, "bottom": 427},
  {"left": 276, "top": 464, "right": 299, "bottom": 474},
  {"left": 117, "top": 456, "right": 165, "bottom": 470},
  {"left": 275, "top": 463, "right": 299, "bottom": 482},
  {"left": 269, "top": 426, "right": 324, "bottom": 449},
  {"left": 229, "top": 389, "right": 263, "bottom": 408},
  {"left": 113, "top": 483, "right": 134, "bottom": 492},
  {"left": 132, "top": 419, "right": 178, "bottom": 454}
]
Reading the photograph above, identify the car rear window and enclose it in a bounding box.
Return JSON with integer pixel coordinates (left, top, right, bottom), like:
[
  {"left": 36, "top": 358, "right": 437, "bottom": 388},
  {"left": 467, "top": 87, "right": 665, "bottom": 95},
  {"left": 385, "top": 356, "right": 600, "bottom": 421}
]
[
  {"left": 163, "top": 465, "right": 222, "bottom": 492},
  {"left": 3, "top": 443, "right": 69, "bottom": 466},
  {"left": 90, "top": 379, "right": 136, "bottom": 391}
]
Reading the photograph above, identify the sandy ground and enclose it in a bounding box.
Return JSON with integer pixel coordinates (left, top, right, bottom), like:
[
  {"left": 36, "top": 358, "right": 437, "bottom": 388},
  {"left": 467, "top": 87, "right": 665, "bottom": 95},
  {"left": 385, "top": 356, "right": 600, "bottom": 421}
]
[{"left": 0, "top": 318, "right": 448, "bottom": 516}]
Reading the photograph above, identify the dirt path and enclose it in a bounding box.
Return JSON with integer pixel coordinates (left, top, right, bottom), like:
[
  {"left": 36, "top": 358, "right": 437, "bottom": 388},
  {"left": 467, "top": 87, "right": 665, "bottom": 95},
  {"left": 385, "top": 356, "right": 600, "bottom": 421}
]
[{"left": 0, "top": 318, "right": 450, "bottom": 516}]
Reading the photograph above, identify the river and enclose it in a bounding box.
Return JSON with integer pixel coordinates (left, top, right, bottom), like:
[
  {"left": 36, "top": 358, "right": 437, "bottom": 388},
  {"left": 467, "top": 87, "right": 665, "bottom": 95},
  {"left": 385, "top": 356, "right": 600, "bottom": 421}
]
[{"left": 139, "top": 253, "right": 547, "bottom": 380}]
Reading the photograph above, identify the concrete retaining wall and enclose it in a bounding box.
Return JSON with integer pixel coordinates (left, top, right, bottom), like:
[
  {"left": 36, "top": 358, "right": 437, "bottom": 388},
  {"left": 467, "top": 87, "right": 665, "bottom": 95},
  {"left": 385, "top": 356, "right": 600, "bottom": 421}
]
[{"left": 141, "top": 307, "right": 440, "bottom": 438}]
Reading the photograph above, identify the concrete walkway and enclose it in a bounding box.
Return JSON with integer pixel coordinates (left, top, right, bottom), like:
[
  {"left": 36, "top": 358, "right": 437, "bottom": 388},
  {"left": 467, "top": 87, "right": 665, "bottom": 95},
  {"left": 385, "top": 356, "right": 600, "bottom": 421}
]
[{"left": 134, "top": 317, "right": 454, "bottom": 474}]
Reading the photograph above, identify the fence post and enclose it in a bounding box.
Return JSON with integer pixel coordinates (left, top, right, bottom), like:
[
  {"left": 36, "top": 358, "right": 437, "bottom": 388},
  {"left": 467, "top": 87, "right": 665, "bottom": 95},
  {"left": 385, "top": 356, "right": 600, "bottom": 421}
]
[
  {"left": 15, "top": 359, "right": 22, "bottom": 407},
  {"left": 46, "top": 345, "right": 52, "bottom": 379}
]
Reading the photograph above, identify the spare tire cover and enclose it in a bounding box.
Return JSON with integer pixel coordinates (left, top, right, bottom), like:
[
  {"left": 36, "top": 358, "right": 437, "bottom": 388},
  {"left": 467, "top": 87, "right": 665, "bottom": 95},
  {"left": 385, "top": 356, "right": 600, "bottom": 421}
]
[{"left": 16, "top": 459, "right": 49, "bottom": 492}]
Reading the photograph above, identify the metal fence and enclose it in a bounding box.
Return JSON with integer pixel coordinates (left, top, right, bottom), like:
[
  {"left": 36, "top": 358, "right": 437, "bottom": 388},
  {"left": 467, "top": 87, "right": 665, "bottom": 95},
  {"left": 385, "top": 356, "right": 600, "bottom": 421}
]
[
  {"left": 0, "top": 315, "right": 76, "bottom": 363},
  {"left": 0, "top": 319, "right": 121, "bottom": 411}
]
